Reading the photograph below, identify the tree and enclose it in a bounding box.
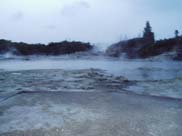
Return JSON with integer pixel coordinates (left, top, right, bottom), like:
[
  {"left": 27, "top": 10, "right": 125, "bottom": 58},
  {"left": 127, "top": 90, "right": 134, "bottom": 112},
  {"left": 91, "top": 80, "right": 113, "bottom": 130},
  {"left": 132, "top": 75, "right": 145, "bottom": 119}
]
[
  {"left": 175, "top": 30, "right": 179, "bottom": 38},
  {"left": 144, "top": 21, "right": 152, "bottom": 34},
  {"left": 143, "top": 21, "right": 155, "bottom": 44}
]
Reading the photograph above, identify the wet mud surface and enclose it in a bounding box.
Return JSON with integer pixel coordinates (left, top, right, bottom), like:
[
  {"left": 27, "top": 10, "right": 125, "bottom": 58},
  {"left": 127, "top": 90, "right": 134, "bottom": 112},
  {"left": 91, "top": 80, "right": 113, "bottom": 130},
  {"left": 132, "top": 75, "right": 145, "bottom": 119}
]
[
  {"left": 0, "top": 91, "right": 182, "bottom": 136},
  {"left": 0, "top": 67, "right": 182, "bottom": 136}
]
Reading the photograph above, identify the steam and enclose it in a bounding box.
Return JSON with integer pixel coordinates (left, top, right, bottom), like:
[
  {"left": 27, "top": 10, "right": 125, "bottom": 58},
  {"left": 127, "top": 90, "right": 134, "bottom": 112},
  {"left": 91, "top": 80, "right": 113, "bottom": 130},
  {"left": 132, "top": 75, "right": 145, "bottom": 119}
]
[
  {"left": 0, "top": 58, "right": 182, "bottom": 81},
  {"left": 0, "top": 47, "right": 18, "bottom": 59}
]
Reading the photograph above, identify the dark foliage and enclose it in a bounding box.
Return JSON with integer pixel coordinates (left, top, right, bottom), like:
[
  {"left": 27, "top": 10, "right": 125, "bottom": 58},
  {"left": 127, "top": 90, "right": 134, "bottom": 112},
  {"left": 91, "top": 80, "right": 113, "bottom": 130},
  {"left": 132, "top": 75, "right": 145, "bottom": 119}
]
[
  {"left": 106, "top": 21, "right": 182, "bottom": 60},
  {"left": 106, "top": 38, "right": 149, "bottom": 58},
  {"left": 0, "top": 40, "right": 93, "bottom": 56},
  {"left": 138, "top": 37, "right": 182, "bottom": 58}
]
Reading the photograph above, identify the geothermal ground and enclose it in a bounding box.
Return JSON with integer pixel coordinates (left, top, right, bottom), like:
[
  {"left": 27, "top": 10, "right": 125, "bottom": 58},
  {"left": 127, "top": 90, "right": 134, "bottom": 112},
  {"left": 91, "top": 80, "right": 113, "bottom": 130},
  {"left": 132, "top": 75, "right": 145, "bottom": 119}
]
[{"left": 0, "top": 58, "right": 182, "bottom": 136}]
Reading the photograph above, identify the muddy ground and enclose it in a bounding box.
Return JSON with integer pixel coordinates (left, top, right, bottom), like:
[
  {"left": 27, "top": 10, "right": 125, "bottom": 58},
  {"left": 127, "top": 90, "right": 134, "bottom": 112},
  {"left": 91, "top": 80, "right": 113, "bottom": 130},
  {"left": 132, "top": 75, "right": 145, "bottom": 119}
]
[{"left": 0, "top": 69, "right": 182, "bottom": 136}]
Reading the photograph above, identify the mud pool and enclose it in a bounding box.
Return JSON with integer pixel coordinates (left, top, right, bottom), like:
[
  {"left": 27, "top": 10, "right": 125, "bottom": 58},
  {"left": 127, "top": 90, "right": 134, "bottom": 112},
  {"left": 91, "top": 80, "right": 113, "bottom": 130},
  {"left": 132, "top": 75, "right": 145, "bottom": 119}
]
[{"left": 0, "top": 58, "right": 182, "bottom": 136}]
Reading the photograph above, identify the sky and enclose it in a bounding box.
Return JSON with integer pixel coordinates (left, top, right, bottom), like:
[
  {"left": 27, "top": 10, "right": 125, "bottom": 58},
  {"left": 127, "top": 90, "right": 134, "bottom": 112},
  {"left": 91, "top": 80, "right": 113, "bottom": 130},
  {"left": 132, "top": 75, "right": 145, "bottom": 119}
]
[{"left": 0, "top": 0, "right": 182, "bottom": 48}]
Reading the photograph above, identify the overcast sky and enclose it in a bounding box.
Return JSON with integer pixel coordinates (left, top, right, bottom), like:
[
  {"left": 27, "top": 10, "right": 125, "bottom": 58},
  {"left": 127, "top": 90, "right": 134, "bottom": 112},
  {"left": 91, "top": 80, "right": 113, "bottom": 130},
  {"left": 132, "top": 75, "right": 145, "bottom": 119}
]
[{"left": 0, "top": 0, "right": 182, "bottom": 47}]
